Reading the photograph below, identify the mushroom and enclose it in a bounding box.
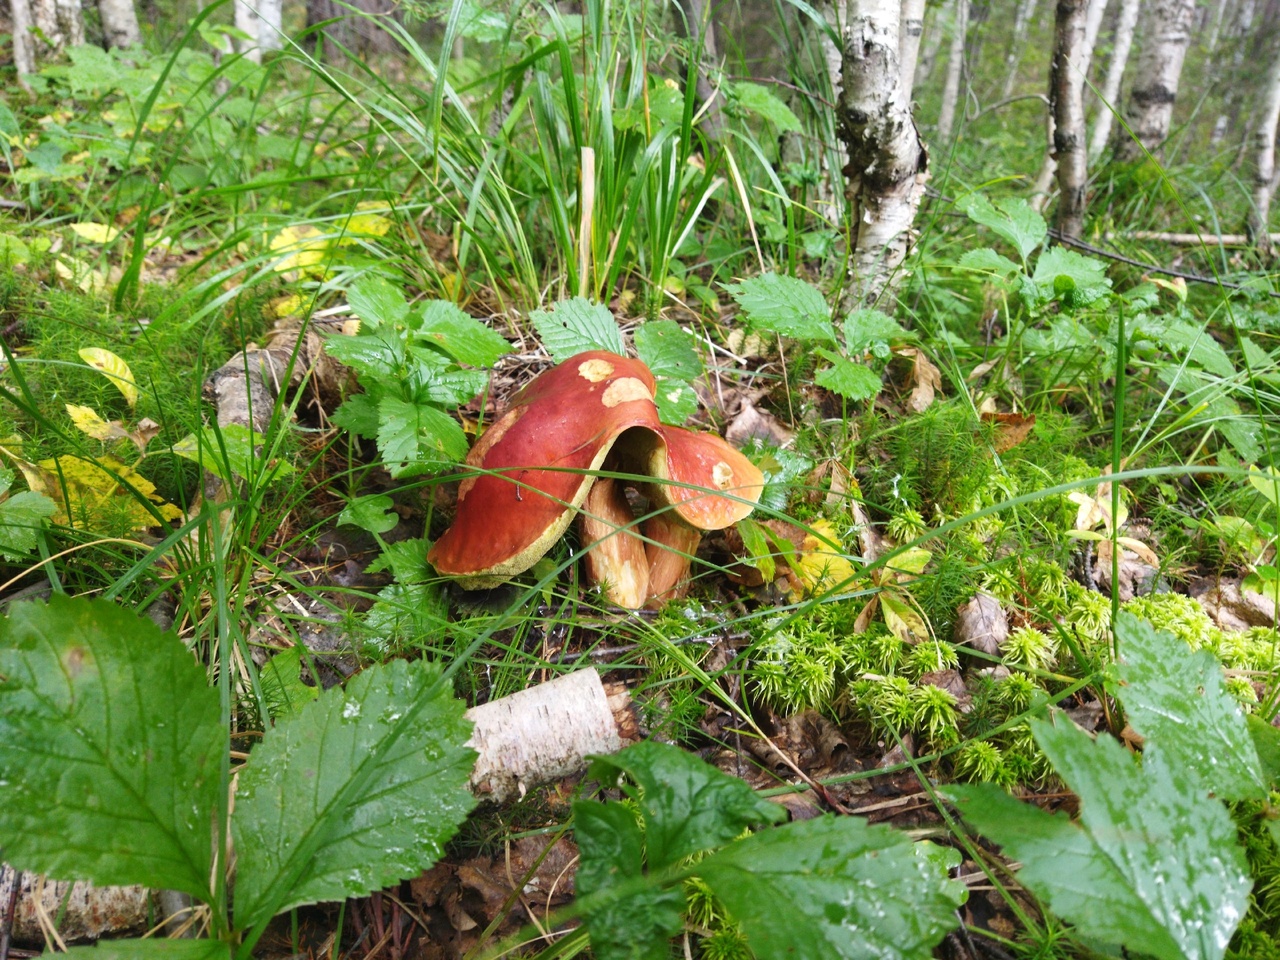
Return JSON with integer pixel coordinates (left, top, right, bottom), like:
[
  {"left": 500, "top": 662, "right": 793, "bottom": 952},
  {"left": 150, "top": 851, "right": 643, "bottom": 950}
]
[{"left": 427, "top": 351, "right": 764, "bottom": 607}]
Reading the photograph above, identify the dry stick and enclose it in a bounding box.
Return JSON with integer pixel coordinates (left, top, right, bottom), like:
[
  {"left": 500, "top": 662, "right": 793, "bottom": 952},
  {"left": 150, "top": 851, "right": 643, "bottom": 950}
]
[{"left": 1110, "top": 230, "right": 1280, "bottom": 246}]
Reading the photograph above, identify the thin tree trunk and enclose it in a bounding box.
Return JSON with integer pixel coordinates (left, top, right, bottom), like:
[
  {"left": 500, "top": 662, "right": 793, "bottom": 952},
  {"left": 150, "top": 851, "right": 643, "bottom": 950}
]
[
  {"left": 234, "top": 0, "right": 261, "bottom": 62},
  {"left": 915, "top": 0, "right": 948, "bottom": 88},
  {"left": 1210, "top": 0, "right": 1258, "bottom": 145},
  {"left": 1113, "top": 0, "right": 1195, "bottom": 161},
  {"left": 1001, "top": 0, "right": 1040, "bottom": 98},
  {"left": 257, "top": 0, "right": 282, "bottom": 52},
  {"left": 1081, "top": 0, "right": 1109, "bottom": 67},
  {"left": 838, "top": 0, "right": 930, "bottom": 306},
  {"left": 1052, "top": 0, "right": 1091, "bottom": 237},
  {"left": 10, "top": 0, "right": 36, "bottom": 89},
  {"left": 676, "top": 0, "right": 724, "bottom": 141},
  {"left": 1247, "top": 36, "right": 1280, "bottom": 256},
  {"left": 898, "top": 0, "right": 926, "bottom": 101},
  {"left": 1088, "top": 0, "right": 1140, "bottom": 161},
  {"left": 935, "top": 0, "right": 967, "bottom": 142},
  {"left": 29, "top": 0, "right": 83, "bottom": 52},
  {"left": 1207, "top": 0, "right": 1233, "bottom": 54},
  {"left": 97, "top": 0, "right": 139, "bottom": 47}
]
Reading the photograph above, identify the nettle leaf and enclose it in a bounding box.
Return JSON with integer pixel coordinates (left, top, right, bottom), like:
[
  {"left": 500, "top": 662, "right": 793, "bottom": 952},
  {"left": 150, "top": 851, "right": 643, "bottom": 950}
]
[
  {"left": 376, "top": 396, "right": 470, "bottom": 476},
  {"left": 842, "top": 309, "right": 911, "bottom": 354},
  {"left": 346, "top": 275, "right": 409, "bottom": 328},
  {"left": 698, "top": 817, "right": 962, "bottom": 960},
  {"left": 62, "top": 940, "right": 231, "bottom": 959},
  {"left": 365, "top": 538, "right": 432, "bottom": 584},
  {"left": 573, "top": 800, "right": 685, "bottom": 960},
  {"left": 588, "top": 741, "right": 785, "bottom": 871},
  {"left": 0, "top": 470, "right": 56, "bottom": 560},
  {"left": 171, "top": 425, "right": 295, "bottom": 485},
  {"left": 814, "top": 350, "right": 882, "bottom": 401},
  {"left": 530, "top": 297, "right": 626, "bottom": 362},
  {"left": 331, "top": 393, "right": 380, "bottom": 439},
  {"left": 0, "top": 596, "right": 222, "bottom": 901},
  {"left": 417, "top": 366, "right": 490, "bottom": 407},
  {"left": 338, "top": 493, "right": 399, "bottom": 534},
  {"left": 957, "top": 247, "right": 1021, "bottom": 277},
  {"left": 232, "top": 658, "right": 477, "bottom": 930},
  {"left": 724, "top": 273, "right": 837, "bottom": 343},
  {"left": 416, "top": 301, "right": 511, "bottom": 368},
  {"left": 1032, "top": 247, "right": 1111, "bottom": 307},
  {"left": 1113, "top": 611, "right": 1265, "bottom": 800},
  {"left": 731, "top": 81, "right": 802, "bottom": 132},
  {"left": 949, "top": 720, "right": 1250, "bottom": 960},
  {"left": 325, "top": 326, "right": 405, "bottom": 379},
  {"left": 959, "top": 194, "right": 1047, "bottom": 261}
]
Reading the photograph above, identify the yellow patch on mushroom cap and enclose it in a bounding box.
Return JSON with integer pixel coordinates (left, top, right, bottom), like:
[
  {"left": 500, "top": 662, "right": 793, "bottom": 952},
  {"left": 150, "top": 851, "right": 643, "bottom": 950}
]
[
  {"left": 602, "top": 377, "right": 653, "bottom": 407},
  {"left": 578, "top": 358, "right": 616, "bottom": 382},
  {"left": 712, "top": 461, "right": 734, "bottom": 489}
]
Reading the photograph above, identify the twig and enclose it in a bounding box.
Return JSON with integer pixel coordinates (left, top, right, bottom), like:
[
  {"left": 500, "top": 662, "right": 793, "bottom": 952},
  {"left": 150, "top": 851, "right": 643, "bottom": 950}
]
[{"left": 1107, "top": 230, "right": 1280, "bottom": 246}]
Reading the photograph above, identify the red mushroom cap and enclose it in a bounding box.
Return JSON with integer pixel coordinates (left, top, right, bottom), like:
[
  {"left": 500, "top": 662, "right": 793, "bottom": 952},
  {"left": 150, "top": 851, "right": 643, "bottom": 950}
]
[{"left": 646, "top": 426, "right": 765, "bottom": 530}]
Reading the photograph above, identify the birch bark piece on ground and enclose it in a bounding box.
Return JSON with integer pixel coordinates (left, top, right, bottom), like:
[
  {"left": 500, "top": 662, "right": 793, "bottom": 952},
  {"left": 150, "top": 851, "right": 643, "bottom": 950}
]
[
  {"left": 1114, "top": 0, "right": 1196, "bottom": 162},
  {"left": 0, "top": 868, "right": 154, "bottom": 946}
]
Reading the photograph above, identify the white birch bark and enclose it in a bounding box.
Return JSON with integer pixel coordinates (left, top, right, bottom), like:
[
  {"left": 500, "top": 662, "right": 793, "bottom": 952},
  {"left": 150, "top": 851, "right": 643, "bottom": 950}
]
[
  {"left": 838, "top": 0, "right": 930, "bottom": 306},
  {"left": 898, "top": 0, "right": 926, "bottom": 101},
  {"left": 256, "top": 0, "right": 282, "bottom": 52},
  {"left": 1052, "top": 0, "right": 1091, "bottom": 237},
  {"left": 1248, "top": 37, "right": 1280, "bottom": 256},
  {"left": 935, "top": 0, "right": 967, "bottom": 143},
  {"left": 1000, "top": 0, "right": 1040, "bottom": 98},
  {"left": 10, "top": 0, "right": 36, "bottom": 89},
  {"left": 1114, "top": 0, "right": 1195, "bottom": 161},
  {"left": 98, "top": 0, "right": 141, "bottom": 47},
  {"left": 1210, "top": 0, "right": 1257, "bottom": 145},
  {"left": 1081, "top": 0, "right": 1110, "bottom": 69},
  {"left": 234, "top": 0, "right": 261, "bottom": 62},
  {"left": 1088, "top": 0, "right": 1140, "bottom": 161},
  {"left": 29, "top": 0, "right": 83, "bottom": 52},
  {"left": 915, "top": 0, "right": 948, "bottom": 88}
]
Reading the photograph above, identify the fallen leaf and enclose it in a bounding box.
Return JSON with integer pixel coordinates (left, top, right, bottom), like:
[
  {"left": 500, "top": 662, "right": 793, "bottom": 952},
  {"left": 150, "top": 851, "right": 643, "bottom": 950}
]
[
  {"left": 980, "top": 411, "right": 1035, "bottom": 453},
  {"left": 725, "top": 396, "right": 794, "bottom": 448},
  {"left": 897, "top": 347, "right": 942, "bottom": 413},
  {"left": 953, "top": 593, "right": 1008, "bottom": 656},
  {"left": 70, "top": 221, "right": 121, "bottom": 244},
  {"left": 78, "top": 348, "right": 138, "bottom": 407},
  {"left": 65, "top": 404, "right": 129, "bottom": 441}
]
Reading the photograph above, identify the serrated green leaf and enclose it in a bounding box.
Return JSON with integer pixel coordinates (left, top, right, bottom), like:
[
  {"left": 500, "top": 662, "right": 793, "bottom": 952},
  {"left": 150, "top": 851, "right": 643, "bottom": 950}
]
[
  {"left": 697, "top": 817, "right": 962, "bottom": 960},
  {"left": 957, "top": 248, "right": 1021, "bottom": 276},
  {"left": 171, "top": 424, "right": 294, "bottom": 485},
  {"left": 376, "top": 396, "right": 470, "bottom": 476},
  {"left": 732, "top": 81, "right": 802, "bottom": 132},
  {"left": 416, "top": 301, "right": 511, "bottom": 367},
  {"left": 324, "top": 327, "right": 404, "bottom": 379},
  {"left": 724, "top": 273, "right": 837, "bottom": 343},
  {"left": 365, "top": 538, "right": 432, "bottom": 584},
  {"left": 574, "top": 800, "right": 685, "bottom": 960},
  {"left": 814, "top": 351, "right": 882, "bottom": 401},
  {"left": 1137, "top": 317, "right": 1236, "bottom": 379},
  {"left": 417, "top": 365, "right": 490, "bottom": 407},
  {"left": 0, "top": 596, "right": 222, "bottom": 901},
  {"left": 0, "top": 484, "right": 56, "bottom": 560},
  {"left": 652, "top": 380, "right": 699, "bottom": 424},
  {"left": 842, "top": 309, "right": 910, "bottom": 353},
  {"left": 62, "top": 941, "right": 231, "bottom": 959},
  {"left": 588, "top": 741, "right": 785, "bottom": 871},
  {"left": 347, "top": 275, "right": 409, "bottom": 328},
  {"left": 1032, "top": 248, "right": 1111, "bottom": 307},
  {"left": 949, "top": 719, "right": 1250, "bottom": 960},
  {"left": 362, "top": 581, "right": 449, "bottom": 645},
  {"left": 529, "top": 297, "right": 626, "bottom": 362},
  {"left": 259, "top": 647, "right": 319, "bottom": 720},
  {"left": 338, "top": 493, "right": 399, "bottom": 534},
  {"left": 1247, "top": 714, "right": 1280, "bottom": 787},
  {"left": 634, "top": 320, "right": 702, "bottom": 381},
  {"left": 1113, "top": 612, "right": 1265, "bottom": 800},
  {"left": 232, "top": 659, "right": 477, "bottom": 930},
  {"left": 960, "top": 195, "right": 1047, "bottom": 261},
  {"left": 331, "top": 393, "right": 381, "bottom": 439}
]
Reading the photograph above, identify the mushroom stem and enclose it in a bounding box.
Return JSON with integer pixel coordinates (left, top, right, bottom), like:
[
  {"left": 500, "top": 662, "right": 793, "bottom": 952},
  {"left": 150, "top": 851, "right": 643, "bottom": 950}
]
[
  {"left": 579, "top": 478, "right": 650, "bottom": 609},
  {"left": 643, "top": 510, "right": 703, "bottom": 603}
]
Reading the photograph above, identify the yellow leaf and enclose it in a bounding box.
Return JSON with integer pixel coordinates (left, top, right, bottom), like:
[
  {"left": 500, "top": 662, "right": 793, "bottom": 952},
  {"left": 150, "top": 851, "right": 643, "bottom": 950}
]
[
  {"left": 65, "top": 404, "right": 129, "bottom": 441},
  {"left": 269, "top": 224, "right": 329, "bottom": 275},
  {"left": 793, "top": 519, "right": 857, "bottom": 594},
  {"left": 881, "top": 593, "right": 930, "bottom": 644},
  {"left": 70, "top": 222, "right": 121, "bottom": 244},
  {"left": 269, "top": 294, "right": 304, "bottom": 319},
  {"left": 39, "top": 455, "right": 182, "bottom": 531},
  {"left": 344, "top": 208, "right": 392, "bottom": 239},
  {"left": 78, "top": 348, "right": 139, "bottom": 407}
]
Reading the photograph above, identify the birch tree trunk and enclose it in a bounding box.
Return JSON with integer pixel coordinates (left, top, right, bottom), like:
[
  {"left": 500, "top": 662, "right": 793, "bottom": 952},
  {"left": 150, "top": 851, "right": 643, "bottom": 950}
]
[
  {"left": 915, "top": 0, "right": 948, "bottom": 87},
  {"left": 1113, "top": 0, "right": 1195, "bottom": 161},
  {"left": 257, "top": 0, "right": 282, "bottom": 52},
  {"left": 98, "top": 0, "right": 141, "bottom": 47},
  {"left": 838, "top": 0, "right": 930, "bottom": 306},
  {"left": 935, "top": 0, "right": 967, "bottom": 143},
  {"left": 1210, "top": 0, "right": 1258, "bottom": 146},
  {"left": 1081, "top": 0, "right": 1110, "bottom": 66},
  {"left": 676, "top": 0, "right": 724, "bottom": 141},
  {"left": 898, "top": 0, "right": 926, "bottom": 99},
  {"left": 1052, "top": 0, "right": 1091, "bottom": 237},
  {"left": 1247, "top": 36, "right": 1280, "bottom": 257},
  {"left": 29, "top": 0, "right": 83, "bottom": 52},
  {"left": 10, "top": 0, "right": 36, "bottom": 89},
  {"left": 1000, "top": 0, "right": 1039, "bottom": 98},
  {"left": 1088, "top": 0, "right": 1140, "bottom": 161}
]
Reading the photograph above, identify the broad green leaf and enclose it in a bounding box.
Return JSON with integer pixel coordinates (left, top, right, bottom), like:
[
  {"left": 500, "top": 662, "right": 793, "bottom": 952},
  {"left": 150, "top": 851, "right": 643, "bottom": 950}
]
[
  {"left": 324, "top": 327, "right": 404, "bottom": 379},
  {"left": 338, "top": 493, "right": 398, "bottom": 534},
  {"left": 634, "top": 320, "right": 702, "bottom": 381},
  {"left": 735, "top": 516, "right": 776, "bottom": 582},
  {"left": 417, "top": 365, "right": 490, "bottom": 407},
  {"left": 588, "top": 741, "right": 785, "bottom": 871},
  {"left": 957, "top": 247, "right": 1021, "bottom": 276},
  {"left": 331, "top": 393, "right": 380, "bottom": 439},
  {"left": 1032, "top": 248, "right": 1111, "bottom": 307},
  {"left": 416, "top": 300, "right": 511, "bottom": 367},
  {"left": 959, "top": 195, "right": 1046, "bottom": 261},
  {"left": 0, "top": 233, "right": 31, "bottom": 265},
  {"left": 652, "top": 381, "right": 699, "bottom": 424},
  {"left": 0, "top": 470, "right": 56, "bottom": 560},
  {"left": 574, "top": 800, "right": 685, "bottom": 960},
  {"left": 232, "top": 658, "right": 476, "bottom": 929},
  {"left": 1248, "top": 466, "right": 1280, "bottom": 508},
  {"left": 814, "top": 351, "right": 882, "bottom": 401},
  {"left": 71, "top": 221, "right": 121, "bottom": 244},
  {"left": 842, "top": 309, "right": 911, "bottom": 354},
  {"left": 362, "top": 581, "right": 449, "bottom": 645},
  {"left": 724, "top": 273, "right": 837, "bottom": 343},
  {"left": 1113, "top": 611, "right": 1265, "bottom": 800},
  {"left": 529, "top": 297, "right": 626, "bottom": 362},
  {"left": 62, "top": 941, "right": 230, "bottom": 959},
  {"left": 697, "top": 817, "right": 962, "bottom": 960},
  {"left": 171, "top": 425, "right": 295, "bottom": 485},
  {"left": 1138, "top": 317, "right": 1235, "bottom": 379},
  {"left": 0, "top": 596, "right": 222, "bottom": 901},
  {"left": 79, "top": 347, "right": 138, "bottom": 407},
  {"left": 346, "top": 275, "right": 409, "bottom": 328},
  {"left": 1247, "top": 714, "right": 1280, "bottom": 787},
  {"left": 259, "top": 646, "right": 319, "bottom": 720},
  {"left": 732, "top": 81, "right": 802, "bottom": 132},
  {"left": 949, "top": 720, "right": 1250, "bottom": 960},
  {"left": 376, "top": 396, "right": 470, "bottom": 476},
  {"left": 365, "top": 538, "right": 432, "bottom": 584}
]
